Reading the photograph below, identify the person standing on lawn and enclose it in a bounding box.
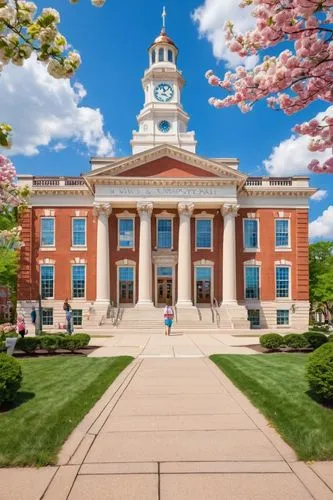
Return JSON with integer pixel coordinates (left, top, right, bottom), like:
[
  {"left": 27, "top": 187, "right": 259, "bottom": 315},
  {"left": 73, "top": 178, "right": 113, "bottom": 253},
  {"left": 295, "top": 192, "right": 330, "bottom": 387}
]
[{"left": 163, "top": 300, "right": 174, "bottom": 336}]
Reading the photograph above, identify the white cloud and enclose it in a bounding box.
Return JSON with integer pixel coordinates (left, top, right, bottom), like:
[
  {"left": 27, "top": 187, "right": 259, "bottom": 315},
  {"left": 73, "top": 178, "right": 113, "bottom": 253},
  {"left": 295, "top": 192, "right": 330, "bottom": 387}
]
[
  {"left": 311, "top": 190, "right": 328, "bottom": 202},
  {"left": 263, "top": 106, "right": 333, "bottom": 177},
  {"left": 192, "top": 0, "right": 258, "bottom": 68},
  {"left": 309, "top": 206, "right": 333, "bottom": 240},
  {"left": 0, "top": 56, "right": 115, "bottom": 157}
]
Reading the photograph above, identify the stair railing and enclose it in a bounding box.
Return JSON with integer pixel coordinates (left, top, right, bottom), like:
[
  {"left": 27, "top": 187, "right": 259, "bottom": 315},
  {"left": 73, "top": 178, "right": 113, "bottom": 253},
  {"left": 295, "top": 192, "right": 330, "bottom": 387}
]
[
  {"left": 196, "top": 307, "right": 202, "bottom": 321},
  {"left": 213, "top": 297, "right": 221, "bottom": 328}
]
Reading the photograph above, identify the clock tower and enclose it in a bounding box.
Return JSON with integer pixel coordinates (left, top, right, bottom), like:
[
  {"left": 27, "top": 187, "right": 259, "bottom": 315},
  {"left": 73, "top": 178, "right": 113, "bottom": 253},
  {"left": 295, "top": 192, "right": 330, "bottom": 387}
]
[{"left": 131, "top": 8, "right": 197, "bottom": 155}]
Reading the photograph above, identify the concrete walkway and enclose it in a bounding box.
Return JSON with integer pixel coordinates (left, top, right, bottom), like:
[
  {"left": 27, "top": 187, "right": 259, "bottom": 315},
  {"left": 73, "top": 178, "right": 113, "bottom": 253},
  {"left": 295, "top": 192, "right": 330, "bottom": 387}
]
[
  {"left": 4, "top": 357, "right": 332, "bottom": 500},
  {"left": 88, "top": 332, "right": 259, "bottom": 358}
]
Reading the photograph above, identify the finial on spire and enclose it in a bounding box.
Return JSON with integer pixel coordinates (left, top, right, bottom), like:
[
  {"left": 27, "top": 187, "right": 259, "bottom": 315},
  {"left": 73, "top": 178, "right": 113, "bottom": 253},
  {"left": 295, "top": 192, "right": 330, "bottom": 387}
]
[{"left": 162, "top": 6, "right": 167, "bottom": 32}]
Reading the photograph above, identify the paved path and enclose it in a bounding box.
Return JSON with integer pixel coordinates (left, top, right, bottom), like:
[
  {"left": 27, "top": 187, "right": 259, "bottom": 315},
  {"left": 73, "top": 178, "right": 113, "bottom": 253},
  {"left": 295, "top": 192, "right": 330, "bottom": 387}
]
[
  {"left": 88, "top": 332, "right": 259, "bottom": 358},
  {"left": 4, "top": 357, "right": 332, "bottom": 500}
]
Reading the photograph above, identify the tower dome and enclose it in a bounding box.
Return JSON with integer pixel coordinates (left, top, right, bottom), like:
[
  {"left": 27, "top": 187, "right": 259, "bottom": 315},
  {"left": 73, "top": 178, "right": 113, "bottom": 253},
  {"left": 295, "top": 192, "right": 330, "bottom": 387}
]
[{"left": 148, "top": 7, "right": 178, "bottom": 67}]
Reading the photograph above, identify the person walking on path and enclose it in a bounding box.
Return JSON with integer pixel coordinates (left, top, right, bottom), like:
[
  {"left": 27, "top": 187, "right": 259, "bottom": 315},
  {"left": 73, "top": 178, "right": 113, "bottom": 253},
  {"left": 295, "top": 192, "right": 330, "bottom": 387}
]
[
  {"left": 163, "top": 300, "right": 174, "bottom": 336},
  {"left": 17, "top": 314, "right": 27, "bottom": 338},
  {"left": 63, "top": 299, "right": 73, "bottom": 335},
  {"left": 30, "top": 306, "right": 36, "bottom": 328}
]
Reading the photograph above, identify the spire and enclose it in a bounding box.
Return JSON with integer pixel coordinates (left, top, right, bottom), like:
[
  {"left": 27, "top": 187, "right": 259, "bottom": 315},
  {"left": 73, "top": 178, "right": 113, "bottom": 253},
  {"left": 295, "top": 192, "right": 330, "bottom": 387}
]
[{"left": 161, "top": 6, "right": 167, "bottom": 33}]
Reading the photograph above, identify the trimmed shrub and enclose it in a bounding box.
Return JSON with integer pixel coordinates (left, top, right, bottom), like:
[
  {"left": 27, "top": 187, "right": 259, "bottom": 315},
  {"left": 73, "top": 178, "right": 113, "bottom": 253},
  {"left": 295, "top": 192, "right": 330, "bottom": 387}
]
[
  {"left": 73, "top": 334, "right": 90, "bottom": 348},
  {"left": 260, "top": 333, "right": 283, "bottom": 350},
  {"left": 283, "top": 334, "right": 308, "bottom": 349},
  {"left": 59, "top": 334, "right": 90, "bottom": 352},
  {"left": 306, "top": 343, "right": 333, "bottom": 402},
  {"left": 303, "top": 332, "right": 328, "bottom": 350},
  {"left": 328, "top": 334, "right": 333, "bottom": 342},
  {"left": 39, "top": 335, "right": 60, "bottom": 353},
  {"left": 0, "top": 354, "right": 23, "bottom": 406},
  {"left": 15, "top": 337, "right": 39, "bottom": 354}
]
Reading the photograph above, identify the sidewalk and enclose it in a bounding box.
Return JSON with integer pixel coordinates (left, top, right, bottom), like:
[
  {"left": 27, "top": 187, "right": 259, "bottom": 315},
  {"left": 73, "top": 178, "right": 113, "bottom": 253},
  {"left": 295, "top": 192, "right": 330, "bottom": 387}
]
[{"left": 3, "top": 357, "right": 332, "bottom": 500}]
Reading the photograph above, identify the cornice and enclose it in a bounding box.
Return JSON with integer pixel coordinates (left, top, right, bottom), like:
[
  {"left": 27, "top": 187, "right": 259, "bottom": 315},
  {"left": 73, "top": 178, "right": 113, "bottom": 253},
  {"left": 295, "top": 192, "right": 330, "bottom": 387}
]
[
  {"left": 239, "top": 188, "right": 317, "bottom": 197},
  {"left": 87, "top": 176, "right": 239, "bottom": 187},
  {"left": 30, "top": 188, "right": 91, "bottom": 197}
]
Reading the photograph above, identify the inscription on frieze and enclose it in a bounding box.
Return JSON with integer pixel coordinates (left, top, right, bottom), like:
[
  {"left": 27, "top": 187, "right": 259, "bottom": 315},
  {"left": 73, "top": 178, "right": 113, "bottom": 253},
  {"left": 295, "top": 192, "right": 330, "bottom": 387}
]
[{"left": 106, "top": 187, "right": 218, "bottom": 197}]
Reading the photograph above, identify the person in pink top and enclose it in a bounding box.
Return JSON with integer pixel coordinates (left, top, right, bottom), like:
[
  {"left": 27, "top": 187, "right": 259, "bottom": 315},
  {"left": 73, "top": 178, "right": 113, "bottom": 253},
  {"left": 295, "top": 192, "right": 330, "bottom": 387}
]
[
  {"left": 17, "top": 314, "right": 27, "bottom": 338},
  {"left": 163, "top": 300, "right": 174, "bottom": 336}
]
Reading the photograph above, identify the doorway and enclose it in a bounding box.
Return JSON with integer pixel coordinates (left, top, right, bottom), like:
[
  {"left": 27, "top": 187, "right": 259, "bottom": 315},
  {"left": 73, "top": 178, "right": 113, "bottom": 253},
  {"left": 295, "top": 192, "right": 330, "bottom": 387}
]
[
  {"left": 118, "top": 266, "right": 134, "bottom": 304},
  {"left": 195, "top": 266, "right": 212, "bottom": 304},
  {"left": 156, "top": 266, "right": 173, "bottom": 305}
]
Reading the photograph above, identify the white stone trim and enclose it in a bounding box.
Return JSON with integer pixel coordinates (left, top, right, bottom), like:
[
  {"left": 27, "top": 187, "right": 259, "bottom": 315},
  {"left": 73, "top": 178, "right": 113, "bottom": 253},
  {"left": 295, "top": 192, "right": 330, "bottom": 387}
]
[
  {"left": 70, "top": 257, "right": 87, "bottom": 264},
  {"left": 71, "top": 216, "right": 87, "bottom": 248},
  {"left": 194, "top": 211, "right": 215, "bottom": 219},
  {"left": 38, "top": 258, "right": 55, "bottom": 264},
  {"left": 243, "top": 259, "right": 261, "bottom": 266},
  {"left": 44, "top": 209, "right": 55, "bottom": 217},
  {"left": 74, "top": 210, "right": 88, "bottom": 217}
]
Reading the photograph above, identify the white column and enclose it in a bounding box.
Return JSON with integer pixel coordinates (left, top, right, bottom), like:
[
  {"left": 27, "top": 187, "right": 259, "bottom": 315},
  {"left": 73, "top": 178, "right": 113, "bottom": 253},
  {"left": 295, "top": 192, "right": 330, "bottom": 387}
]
[
  {"left": 136, "top": 201, "right": 153, "bottom": 307},
  {"left": 176, "top": 202, "right": 194, "bottom": 308},
  {"left": 94, "top": 202, "right": 112, "bottom": 302},
  {"left": 221, "top": 204, "right": 239, "bottom": 304}
]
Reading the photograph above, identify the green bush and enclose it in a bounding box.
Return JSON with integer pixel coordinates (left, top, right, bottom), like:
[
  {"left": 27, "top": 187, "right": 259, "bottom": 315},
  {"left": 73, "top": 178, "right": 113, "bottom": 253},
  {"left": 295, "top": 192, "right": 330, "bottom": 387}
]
[
  {"left": 283, "top": 334, "right": 308, "bottom": 349},
  {"left": 328, "top": 334, "right": 333, "bottom": 342},
  {"left": 260, "top": 333, "right": 283, "bottom": 350},
  {"left": 73, "top": 334, "right": 90, "bottom": 348},
  {"left": 0, "top": 354, "right": 23, "bottom": 406},
  {"left": 15, "top": 337, "right": 39, "bottom": 354},
  {"left": 39, "top": 335, "right": 60, "bottom": 353},
  {"left": 306, "top": 343, "right": 333, "bottom": 402},
  {"left": 303, "top": 332, "right": 328, "bottom": 350},
  {"left": 0, "top": 331, "right": 18, "bottom": 341},
  {"left": 59, "top": 334, "right": 90, "bottom": 352}
]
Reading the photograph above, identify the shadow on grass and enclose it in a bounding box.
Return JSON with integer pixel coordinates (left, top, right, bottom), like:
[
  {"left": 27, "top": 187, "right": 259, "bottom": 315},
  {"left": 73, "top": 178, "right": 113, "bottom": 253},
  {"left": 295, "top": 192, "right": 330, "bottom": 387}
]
[
  {"left": 0, "top": 391, "right": 35, "bottom": 413},
  {"left": 306, "top": 389, "right": 333, "bottom": 410}
]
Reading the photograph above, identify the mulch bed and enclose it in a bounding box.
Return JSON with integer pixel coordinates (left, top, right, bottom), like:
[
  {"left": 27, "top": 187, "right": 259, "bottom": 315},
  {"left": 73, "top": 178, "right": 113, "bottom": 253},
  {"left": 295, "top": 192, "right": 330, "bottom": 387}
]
[
  {"left": 247, "top": 344, "right": 313, "bottom": 354},
  {"left": 13, "top": 346, "right": 99, "bottom": 358}
]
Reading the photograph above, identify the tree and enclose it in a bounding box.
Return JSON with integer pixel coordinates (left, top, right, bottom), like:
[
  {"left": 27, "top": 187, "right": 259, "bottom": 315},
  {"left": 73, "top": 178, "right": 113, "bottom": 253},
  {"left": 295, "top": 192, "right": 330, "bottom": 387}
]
[
  {"left": 205, "top": 0, "right": 333, "bottom": 173},
  {"left": 309, "top": 242, "right": 333, "bottom": 320}
]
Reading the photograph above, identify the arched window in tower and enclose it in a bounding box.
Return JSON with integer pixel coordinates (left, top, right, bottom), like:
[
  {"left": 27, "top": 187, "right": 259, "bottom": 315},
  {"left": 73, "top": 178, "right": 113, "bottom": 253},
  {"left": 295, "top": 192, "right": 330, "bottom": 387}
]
[
  {"left": 152, "top": 50, "right": 156, "bottom": 64},
  {"left": 168, "top": 49, "right": 173, "bottom": 63},
  {"left": 158, "top": 48, "right": 164, "bottom": 62}
]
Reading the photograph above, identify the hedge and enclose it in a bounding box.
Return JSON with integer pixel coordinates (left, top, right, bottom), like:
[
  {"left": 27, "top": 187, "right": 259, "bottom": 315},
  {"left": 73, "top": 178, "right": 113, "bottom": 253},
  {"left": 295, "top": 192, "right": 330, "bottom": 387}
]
[
  {"left": 306, "top": 343, "right": 333, "bottom": 402},
  {"left": 0, "top": 354, "right": 23, "bottom": 406},
  {"left": 15, "top": 337, "right": 39, "bottom": 354},
  {"left": 303, "top": 332, "right": 328, "bottom": 350},
  {"left": 260, "top": 333, "right": 283, "bottom": 350},
  {"left": 283, "top": 334, "right": 308, "bottom": 349},
  {"left": 13, "top": 334, "right": 91, "bottom": 354},
  {"left": 39, "top": 335, "right": 60, "bottom": 353}
]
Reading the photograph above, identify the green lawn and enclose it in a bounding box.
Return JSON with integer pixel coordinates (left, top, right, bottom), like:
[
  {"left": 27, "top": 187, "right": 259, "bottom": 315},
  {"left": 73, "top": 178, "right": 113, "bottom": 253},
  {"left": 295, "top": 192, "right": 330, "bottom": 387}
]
[
  {"left": 211, "top": 354, "right": 333, "bottom": 461},
  {"left": 0, "top": 356, "right": 132, "bottom": 467}
]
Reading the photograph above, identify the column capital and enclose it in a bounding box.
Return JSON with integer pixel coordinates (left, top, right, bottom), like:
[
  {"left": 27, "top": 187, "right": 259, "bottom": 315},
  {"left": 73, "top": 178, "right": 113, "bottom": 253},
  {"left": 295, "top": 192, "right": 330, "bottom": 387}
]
[
  {"left": 221, "top": 204, "right": 239, "bottom": 218},
  {"left": 137, "top": 201, "right": 153, "bottom": 217},
  {"left": 178, "top": 202, "right": 194, "bottom": 218},
  {"left": 93, "top": 202, "right": 112, "bottom": 218}
]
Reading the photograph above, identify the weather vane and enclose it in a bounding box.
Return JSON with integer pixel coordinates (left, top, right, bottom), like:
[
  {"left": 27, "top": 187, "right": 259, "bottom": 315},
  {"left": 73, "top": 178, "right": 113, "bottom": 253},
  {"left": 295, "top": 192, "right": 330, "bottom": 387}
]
[{"left": 162, "top": 6, "right": 167, "bottom": 31}]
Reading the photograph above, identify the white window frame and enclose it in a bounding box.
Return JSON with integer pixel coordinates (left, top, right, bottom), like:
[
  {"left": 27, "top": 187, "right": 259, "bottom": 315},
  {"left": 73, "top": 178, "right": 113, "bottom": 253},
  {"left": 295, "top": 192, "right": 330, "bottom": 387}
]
[
  {"left": 275, "top": 218, "right": 291, "bottom": 251},
  {"left": 71, "top": 264, "right": 86, "bottom": 300},
  {"left": 276, "top": 309, "right": 290, "bottom": 327},
  {"left": 40, "top": 264, "right": 55, "bottom": 299},
  {"left": 243, "top": 265, "right": 261, "bottom": 300},
  {"left": 71, "top": 217, "right": 87, "bottom": 249},
  {"left": 275, "top": 263, "right": 292, "bottom": 300},
  {"left": 40, "top": 216, "right": 55, "bottom": 249},
  {"left": 117, "top": 216, "right": 135, "bottom": 251},
  {"left": 156, "top": 217, "right": 173, "bottom": 250},
  {"left": 243, "top": 218, "right": 260, "bottom": 252},
  {"left": 195, "top": 218, "right": 213, "bottom": 251}
]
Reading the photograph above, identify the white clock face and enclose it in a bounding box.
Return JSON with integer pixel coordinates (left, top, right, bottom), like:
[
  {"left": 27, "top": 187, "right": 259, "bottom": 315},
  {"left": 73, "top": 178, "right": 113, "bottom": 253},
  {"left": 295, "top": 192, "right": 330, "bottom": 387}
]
[{"left": 154, "top": 83, "right": 174, "bottom": 102}]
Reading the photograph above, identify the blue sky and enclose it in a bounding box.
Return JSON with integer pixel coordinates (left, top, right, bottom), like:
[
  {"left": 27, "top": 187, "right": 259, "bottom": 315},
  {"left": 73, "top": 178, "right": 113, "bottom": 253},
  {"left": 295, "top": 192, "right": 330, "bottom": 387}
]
[{"left": 1, "top": 0, "right": 332, "bottom": 237}]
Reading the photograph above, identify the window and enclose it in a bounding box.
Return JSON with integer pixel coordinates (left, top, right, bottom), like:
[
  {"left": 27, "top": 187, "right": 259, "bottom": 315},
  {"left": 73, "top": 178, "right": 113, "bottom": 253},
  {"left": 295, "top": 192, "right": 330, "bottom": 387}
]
[
  {"left": 158, "top": 48, "right": 164, "bottom": 62},
  {"left": 157, "top": 266, "right": 172, "bottom": 277},
  {"left": 245, "top": 266, "right": 260, "bottom": 299},
  {"left": 168, "top": 49, "right": 173, "bottom": 62},
  {"left": 275, "top": 219, "right": 290, "bottom": 248},
  {"left": 40, "top": 217, "right": 55, "bottom": 247},
  {"left": 118, "top": 218, "right": 134, "bottom": 249},
  {"left": 277, "top": 309, "right": 289, "bottom": 325},
  {"left": 157, "top": 219, "right": 172, "bottom": 249},
  {"left": 248, "top": 309, "right": 260, "bottom": 328},
  {"left": 243, "top": 219, "right": 259, "bottom": 249},
  {"left": 72, "top": 309, "right": 83, "bottom": 326},
  {"left": 152, "top": 49, "right": 156, "bottom": 64},
  {"left": 42, "top": 308, "right": 53, "bottom": 326},
  {"left": 196, "top": 219, "right": 212, "bottom": 249},
  {"left": 40, "top": 265, "right": 54, "bottom": 299},
  {"left": 276, "top": 266, "right": 290, "bottom": 298},
  {"left": 72, "top": 265, "right": 86, "bottom": 298},
  {"left": 72, "top": 218, "right": 86, "bottom": 247}
]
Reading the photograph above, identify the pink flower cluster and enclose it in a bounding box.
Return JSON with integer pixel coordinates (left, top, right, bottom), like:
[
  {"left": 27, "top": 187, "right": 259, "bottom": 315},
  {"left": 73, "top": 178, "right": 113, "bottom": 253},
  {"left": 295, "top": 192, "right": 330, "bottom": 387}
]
[
  {"left": 0, "top": 155, "right": 16, "bottom": 185},
  {"left": 206, "top": 0, "right": 333, "bottom": 172}
]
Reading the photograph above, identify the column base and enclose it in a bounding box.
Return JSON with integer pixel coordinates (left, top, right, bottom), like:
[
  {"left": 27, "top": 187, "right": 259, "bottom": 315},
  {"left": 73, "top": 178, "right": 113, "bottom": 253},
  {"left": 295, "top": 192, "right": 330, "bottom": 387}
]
[{"left": 176, "top": 300, "right": 195, "bottom": 309}]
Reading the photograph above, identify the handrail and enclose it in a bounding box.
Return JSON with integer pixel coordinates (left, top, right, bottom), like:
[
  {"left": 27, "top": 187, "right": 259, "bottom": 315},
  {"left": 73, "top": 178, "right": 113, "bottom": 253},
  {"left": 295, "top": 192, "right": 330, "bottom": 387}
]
[
  {"left": 99, "top": 315, "right": 105, "bottom": 327},
  {"left": 210, "top": 302, "right": 215, "bottom": 323},
  {"left": 197, "top": 307, "right": 202, "bottom": 321},
  {"left": 212, "top": 297, "right": 221, "bottom": 328},
  {"left": 174, "top": 305, "right": 178, "bottom": 323}
]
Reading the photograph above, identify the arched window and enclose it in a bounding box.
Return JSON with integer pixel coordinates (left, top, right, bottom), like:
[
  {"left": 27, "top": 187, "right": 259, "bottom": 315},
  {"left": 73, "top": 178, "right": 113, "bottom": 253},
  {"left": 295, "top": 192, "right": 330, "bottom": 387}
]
[
  {"left": 152, "top": 50, "right": 156, "bottom": 64},
  {"left": 168, "top": 49, "right": 173, "bottom": 63},
  {"left": 158, "top": 48, "right": 164, "bottom": 62}
]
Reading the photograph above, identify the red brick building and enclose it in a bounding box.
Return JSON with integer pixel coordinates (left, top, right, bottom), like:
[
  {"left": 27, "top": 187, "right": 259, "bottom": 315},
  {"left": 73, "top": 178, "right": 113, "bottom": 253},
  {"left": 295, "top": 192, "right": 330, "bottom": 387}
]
[{"left": 16, "top": 25, "right": 315, "bottom": 330}]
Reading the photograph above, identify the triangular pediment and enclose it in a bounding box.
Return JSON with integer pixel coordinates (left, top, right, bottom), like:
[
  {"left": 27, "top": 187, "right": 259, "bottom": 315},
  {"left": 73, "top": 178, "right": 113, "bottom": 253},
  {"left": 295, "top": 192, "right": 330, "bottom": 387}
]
[{"left": 86, "top": 145, "right": 246, "bottom": 185}]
